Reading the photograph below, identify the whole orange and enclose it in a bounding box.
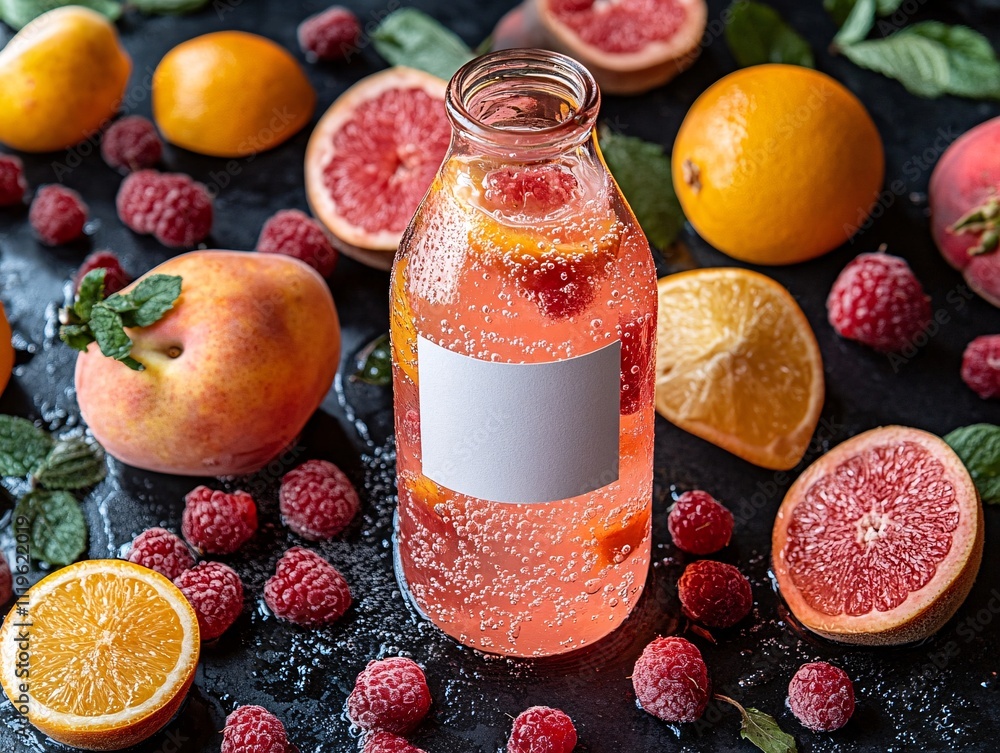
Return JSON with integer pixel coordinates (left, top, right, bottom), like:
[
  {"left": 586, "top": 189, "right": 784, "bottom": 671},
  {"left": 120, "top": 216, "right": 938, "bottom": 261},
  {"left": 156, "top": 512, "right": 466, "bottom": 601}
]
[
  {"left": 672, "top": 64, "right": 884, "bottom": 265},
  {"left": 152, "top": 31, "right": 315, "bottom": 158}
]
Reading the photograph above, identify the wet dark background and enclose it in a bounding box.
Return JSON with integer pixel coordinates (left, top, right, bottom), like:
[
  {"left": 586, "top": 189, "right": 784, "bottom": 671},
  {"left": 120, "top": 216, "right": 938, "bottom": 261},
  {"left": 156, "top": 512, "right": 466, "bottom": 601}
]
[{"left": 1, "top": 0, "right": 1000, "bottom": 751}]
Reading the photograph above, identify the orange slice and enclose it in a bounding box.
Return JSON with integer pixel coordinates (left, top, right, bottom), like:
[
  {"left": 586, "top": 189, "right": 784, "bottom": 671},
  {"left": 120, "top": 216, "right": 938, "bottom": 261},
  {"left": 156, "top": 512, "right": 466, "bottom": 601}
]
[
  {"left": 390, "top": 257, "right": 418, "bottom": 385},
  {"left": 655, "top": 268, "right": 824, "bottom": 470},
  {"left": 0, "top": 560, "right": 200, "bottom": 751}
]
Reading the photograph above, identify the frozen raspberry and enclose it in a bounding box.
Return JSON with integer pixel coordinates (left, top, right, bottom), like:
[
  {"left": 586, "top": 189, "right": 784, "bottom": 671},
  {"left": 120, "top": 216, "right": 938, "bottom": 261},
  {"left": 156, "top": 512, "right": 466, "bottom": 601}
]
[
  {"left": 257, "top": 209, "right": 338, "bottom": 277},
  {"left": 619, "top": 314, "right": 655, "bottom": 415},
  {"left": 101, "top": 116, "right": 163, "bottom": 173},
  {"left": 221, "top": 705, "right": 291, "bottom": 753},
  {"left": 117, "top": 170, "right": 212, "bottom": 248},
  {"left": 677, "top": 559, "right": 752, "bottom": 628},
  {"left": 961, "top": 335, "right": 1000, "bottom": 399},
  {"left": 507, "top": 706, "right": 577, "bottom": 753},
  {"left": 264, "top": 546, "right": 351, "bottom": 627},
  {"left": 74, "top": 250, "right": 131, "bottom": 297},
  {"left": 29, "top": 185, "right": 87, "bottom": 245},
  {"left": 280, "top": 459, "right": 359, "bottom": 541},
  {"left": 0, "top": 154, "right": 27, "bottom": 206},
  {"left": 174, "top": 561, "right": 244, "bottom": 641},
  {"left": 298, "top": 6, "right": 361, "bottom": 62},
  {"left": 668, "top": 490, "right": 734, "bottom": 555},
  {"left": 347, "top": 657, "right": 432, "bottom": 734},
  {"left": 0, "top": 551, "right": 11, "bottom": 604},
  {"left": 364, "top": 733, "right": 427, "bottom": 753},
  {"left": 632, "top": 636, "right": 710, "bottom": 723},
  {"left": 126, "top": 527, "right": 195, "bottom": 581},
  {"left": 484, "top": 165, "right": 579, "bottom": 213},
  {"left": 181, "top": 486, "right": 258, "bottom": 555},
  {"left": 787, "top": 661, "right": 855, "bottom": 731},
  {"left": 826, "top": 252, "right": 932, "bottom": 352}
]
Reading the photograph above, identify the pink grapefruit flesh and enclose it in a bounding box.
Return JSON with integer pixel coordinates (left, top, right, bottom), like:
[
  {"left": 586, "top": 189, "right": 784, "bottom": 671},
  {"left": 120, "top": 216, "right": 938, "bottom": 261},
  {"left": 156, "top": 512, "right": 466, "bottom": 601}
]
[{"left": 772, "top": 426, "right": 983, "bottom": 646}]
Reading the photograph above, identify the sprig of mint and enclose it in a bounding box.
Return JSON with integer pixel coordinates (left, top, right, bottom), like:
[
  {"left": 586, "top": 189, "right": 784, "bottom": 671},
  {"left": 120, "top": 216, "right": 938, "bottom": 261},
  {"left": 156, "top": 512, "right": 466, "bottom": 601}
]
[
  {"left": 14, "top": 490, "right": 87, "bottom": 567},
  {"left": 716, "top": 695, "right": 798, "bottom": 753},
  {"left": 34, "top": 436, "right": 108, "bottom": 491},
  {"left": 944, "top": 424, "right": 1000, "bottom": 505},
  {"left": 725, "top": 2, "right": 815, "bottom": 68},
  {"left": 599, "top": 127, "right": 685, "bottom": 250},
  {"left": 131, "top": 0, "right": 210, "bottom": 15},
  {"left": 0, "top": 0, "right": 121, "bottom": 29},
  {"left": 59, "top": 269, "right": 182, "bottom": 371},
  {"left": 825, "top": 0, "right": 902, "bottom": 27},
  {"left": 0, "top": 416, "right": 54, "bottom": 476},
  {"left": 372, "top": 9, "right": 474, "bottom": 81},
  {"left": 353, "top": 333, "right": 393, "bottom": 386}
]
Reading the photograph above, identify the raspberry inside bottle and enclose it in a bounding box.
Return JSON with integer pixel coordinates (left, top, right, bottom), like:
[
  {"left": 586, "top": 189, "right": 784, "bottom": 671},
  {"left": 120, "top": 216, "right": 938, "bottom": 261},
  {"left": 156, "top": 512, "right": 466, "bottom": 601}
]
[{"left": 392, "top": 49, "right": 657, "bottom": 657}]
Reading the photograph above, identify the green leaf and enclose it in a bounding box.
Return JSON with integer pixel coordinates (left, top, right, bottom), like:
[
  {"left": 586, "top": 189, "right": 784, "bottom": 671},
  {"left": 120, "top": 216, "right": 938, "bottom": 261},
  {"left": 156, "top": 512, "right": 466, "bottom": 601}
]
[
  {"left": 34, "top": 436, "right": 107, "bottom": 491},
  {"left": 14, "top": 490, "right": 87, "bottom": 567},
  {"left": 131, "top": 0, "right": 208, "bottom": 13},
  {"left": 0, "top": 416, "right": 54, "bottom": 477},
  {"left": 0, "top": 0, "right": 121, "bottom": 30},
  {"left": 372, "top": 9, "right": 474, "bottom": 81},
  {"left": 740, "top": 708, "right": 798, "bottom": 753},
  {"left": 599, "top": 128, "right": 685, "bottom": 250},
  {"left": 834, "top": 0, "right": 875, "bottom": 47},
  {"left": 825, "top": 0, "right": 901, "bottom": 26},
  {"left": 89, "top": 304, "right": 141, "bottom": 370},
  {"left": 354, "top": 333, "right": 392, "bottom": 386},
  {"left": 876, "top": 0, "right": 904, "bottom": 14},
  {"left": 841, "top": 22, "right": 1000, "bottom": 100},
  {"left": 75, "top": 269, "right": 107, "bottom": 322},
  {"left": 59, "top": 324, "right": 94, "bottom": 353},
  {"left": 121, "top": 274, "right": 182, "bottom": 327},
  {"left": 725, "top": 2, "right": 815, "bottom": 68},
  {"left": 944, "top": 424, "right": 1000, "bottom": 504}
]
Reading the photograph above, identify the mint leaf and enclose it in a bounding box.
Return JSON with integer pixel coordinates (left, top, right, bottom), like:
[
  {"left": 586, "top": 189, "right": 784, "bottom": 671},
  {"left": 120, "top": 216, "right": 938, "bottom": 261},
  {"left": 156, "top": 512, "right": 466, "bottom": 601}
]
[
  {"left": 75, "top": 269, "right": 106, "bottom": 322},
  {"left": 740, "top": 708, "right": 798, "bottom": 753},
  {"left": 373, "top": 9, "right": 474, "bottom": 81},
  {"left": 59, "top": 324, "right": 93, "bottom": 353},
  {"left": 0, "top": 0, "right": 121, "bottom": 29},
  {"left": 354, "top": 333, "right": 392, "bottom": 386},
  {"left": 944, "top": 424, "right": 1000, "bottom": 504},
  {"left": 826, "top": 0, "right": 901, "bottom": 26},
  {"left": 14, "top": 490, "right": 87, "bottom": 567},
  {"left": 132, "top": 0, "right": 209, "bottom": 14},
  {"left": 725, "top": 2, "right": 815, "bottom": 68},
  {"left": 834, "top": 0, "right": 875, "bottom": 46},
  {"left": 125, "top": 274, "right": 182, "bottom": 327},
  {"left": 34, "top": 436, "right": 107, "bottom": 491},
  {"left": 876, "top": 0, "right": 904, "bottom": 13},
  {"left": 0, "top": 416, "right": 54, "bottom": 477},
  {"left": 599, "top": 128, "right": 684, "bottom": 250},
  {"left": 89, "top": 304, "right": 142, "bottom": 370}
]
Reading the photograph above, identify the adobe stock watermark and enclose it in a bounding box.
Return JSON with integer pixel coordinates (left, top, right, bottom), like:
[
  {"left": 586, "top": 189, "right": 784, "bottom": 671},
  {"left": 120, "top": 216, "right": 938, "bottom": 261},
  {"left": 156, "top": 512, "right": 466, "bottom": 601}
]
[
  {"left": 887, "top": 281, "right": 978, "bottom": 372},
  {"left": 9, "top": 515, "right": 33, "bottom": 717}
]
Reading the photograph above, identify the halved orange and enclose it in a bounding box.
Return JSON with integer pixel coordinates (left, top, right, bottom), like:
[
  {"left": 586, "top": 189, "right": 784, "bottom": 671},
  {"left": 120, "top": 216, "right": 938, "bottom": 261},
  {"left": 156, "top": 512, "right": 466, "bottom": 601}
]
[
  {"left": 655, "top": 268, "right": 824, "bottom": 470},
  {"left": 0, "top": 560, "right": 200, "bottom": 751}
]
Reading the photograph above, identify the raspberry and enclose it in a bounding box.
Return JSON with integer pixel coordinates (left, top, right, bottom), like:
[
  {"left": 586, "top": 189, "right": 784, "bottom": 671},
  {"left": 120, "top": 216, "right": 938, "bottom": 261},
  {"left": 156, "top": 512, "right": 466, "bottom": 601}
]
[
  {"left": 507, "top": 706, "right": 577, "bottom": 753},
  {"left": 101, "top": 116, "right": 163, "bottom": 173},
  {"left": 632, "top": 636, "right": 710, "bottom": 723},
  {"left": 484, "top": 165, "right": 579, "bottom": 214},
  {"left": 677, "top": 559, "right": 752, "bottom": 628},
  {"left": 74, "top": 250, "right": 131, "bottom": 297},
  {"left": 174, "top": 561, "right": 244, "bottom": 641},
  {"left": 0, "top": 154, "right": 27, "bottom": 206},
  {"left": 787, "top": 661, "right": 855, "bottom": 731},
  {"left": 620, "top": 314, "right": 655, "bottom": 415},
  {"left": 29, "top": 185, "right": 87, "bottom": 245},
  {"left": 117, "top": 170, "right": 212, "bottom": 248},
  {"left": 961, "top": 335, "right": 1000, "bottom": 399},
  {"left": 668, "top": 490, "right": 734, "bottom": 555},
  {"left": 347, "top": 657, "right": 432, "bottom": 734},
  {"left": 257, "top": 209, "right": 338, "bottom": 277},
  {"left": 181, "top": 486, "right": 258, "bottom": 555},
  {"left": 264, "top": 546, "right": 351, "bottom": 627},
  {"left": 826, "top": 252, "right": 932, "bottom": 352},
  {"left": 0, "top": 551, "right": 11, "bottom": 605},
  {"left": 364, "top": 733, "right": 427, "bottom": 753},
  {"left": 298, "top": 6, "right": 361, "bottom": 62},
  {"left": 280, "top": 459, "right": 359, "bottom": 541},
  {"left": 221, "top": 705, "right": 291, "bottom": 753},
  {"left": 126, "top": 527, "right": 195, "bottom": 581}
]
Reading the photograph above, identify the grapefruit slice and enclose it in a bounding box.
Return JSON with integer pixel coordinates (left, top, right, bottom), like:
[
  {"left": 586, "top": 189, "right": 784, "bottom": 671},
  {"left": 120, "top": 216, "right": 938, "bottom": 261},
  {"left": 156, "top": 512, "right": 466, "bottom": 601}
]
[
  {"left": 306, "top": 66, "right": 450, "bottom": 270},
  {"left": 772, "top": 426, "right": 984, "bottom": 646}
]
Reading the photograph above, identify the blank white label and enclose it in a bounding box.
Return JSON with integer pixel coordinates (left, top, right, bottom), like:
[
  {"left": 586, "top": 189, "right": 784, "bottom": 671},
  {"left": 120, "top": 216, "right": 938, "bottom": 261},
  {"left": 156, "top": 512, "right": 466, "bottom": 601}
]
[{"left": 418, "top": 336, "right": 621, "bottom": 504}]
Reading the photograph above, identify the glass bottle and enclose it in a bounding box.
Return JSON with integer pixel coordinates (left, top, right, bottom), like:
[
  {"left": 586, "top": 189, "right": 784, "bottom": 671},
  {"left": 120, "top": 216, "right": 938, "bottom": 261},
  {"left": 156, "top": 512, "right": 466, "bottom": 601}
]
[{"left": 391, "top": 48, "right": 657, "bottom": 657}]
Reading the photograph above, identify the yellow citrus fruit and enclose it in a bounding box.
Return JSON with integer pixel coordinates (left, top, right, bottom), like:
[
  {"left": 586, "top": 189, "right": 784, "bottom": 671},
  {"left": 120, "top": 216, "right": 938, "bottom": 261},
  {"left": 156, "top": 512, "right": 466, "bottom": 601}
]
[
  {"left": 0, "top": 7, "right": 131, "bottom": 152},
  {"left": 0, "top": 303, "right": 13, "bottom": 395},
  {"left": 672, "top": 64, "right": 884, "bottom": 265},
  {"left": 391, "top": 257, "right": 418, "bottom": 384},
  {"left": 153, "top": 31, "right": 315, "bottom": 158},
  {"left": 655, "top": 268, "right": 824, "bottom": 470},
  {"left": 0, "top": 560, "right": 200, "bottom": 751}
]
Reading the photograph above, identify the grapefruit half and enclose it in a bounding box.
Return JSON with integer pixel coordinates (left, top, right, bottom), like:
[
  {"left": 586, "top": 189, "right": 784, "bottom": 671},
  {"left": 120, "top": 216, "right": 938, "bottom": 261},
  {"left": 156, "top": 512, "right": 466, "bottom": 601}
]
[{"left": 772, "top": 426, "right": 983, "bottom": 646}]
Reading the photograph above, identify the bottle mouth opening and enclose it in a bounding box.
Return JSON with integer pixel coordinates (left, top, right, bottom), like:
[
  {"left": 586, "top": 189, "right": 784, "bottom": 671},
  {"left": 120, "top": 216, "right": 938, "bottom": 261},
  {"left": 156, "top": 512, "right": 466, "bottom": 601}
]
[{"left": 447, "top": 48, "right": 600, "bottom": 152}]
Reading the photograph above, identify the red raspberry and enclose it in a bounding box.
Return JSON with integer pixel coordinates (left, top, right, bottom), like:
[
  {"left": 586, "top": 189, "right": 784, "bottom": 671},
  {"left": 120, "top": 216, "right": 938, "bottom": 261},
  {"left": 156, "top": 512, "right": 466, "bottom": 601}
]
[
  {"left": 264, "top": 546, "right": 351, "bottom": 627},
  {"left": 74, "top": 250, "right": 131, "bottom": 297},
  {"left": 484, "top": 165, "right": 579, "bottom": 213},
  {"left": 619, "top": 314, "right": 655, "bottom": 415},
  {"left": 126, "top": 527, "right": 195, "bottom": 581},
  {"left": 961, "top": 335, "right": 1000, "bottom": 399},
  {"left": 257, "top": 209, "right": 338, "bottom": 277},
  {"left": 280, "top": 459, "right": 359, "bottom": 541},
  {"left": 221, "top": 705, "right": 291, "bottom": 753},
  {"left": 181, "top": 486, "right": 258, "bottom": 555},
  {"left": 364, "top": 733, "right": 427, "bottom": 753},
  {"left": 0, "top": 154, "right": 27, "bottom": 206},
  {"left": 347, "top": 657, "right": 432, "bottom": 734},
  {"left": 174, "top": 561, "right": 244, "bottom": 641},
  {"left": 667, "top": 490, "right": 734, "bottom": 555},
  {"left": 101, "top": 116, "right": 163, "bottom": 173},
  {"left": 116, "top": 170, "right": 165, "bottom": 234},
  {"left": 787, "top": 661, "right": 855, "bottom": 731},
  {"left": 677, "top": 559, "right": 752, "bottom": 628},
  {"left": 507, "top": 706, "right": 577, "bottom": 753},
  {"left": 632, "top": 636, "right": 710, "bottom": 723},
  {"left": 298, "top": 6, "right": 361, "bottom": 62},
  {"left": 117, "top": 170, "right": 212, "bottom": 248},
  {"left": 29, "top": 185, "right": 88, "bottom": 245},
  {"left": 0, "top": 551, "right": 11, "bottom": 605},
  {"left": 826, "top": 252, "right": 932, "bottom": 352}
]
